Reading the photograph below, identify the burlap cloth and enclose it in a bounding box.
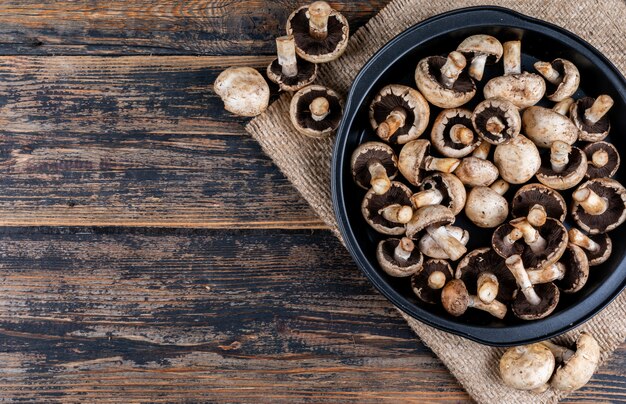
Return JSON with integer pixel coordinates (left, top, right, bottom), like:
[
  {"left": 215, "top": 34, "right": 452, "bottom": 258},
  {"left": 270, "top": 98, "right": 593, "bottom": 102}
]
[{"left": 246, "top": 1, "right": 626, "bottom": 402}]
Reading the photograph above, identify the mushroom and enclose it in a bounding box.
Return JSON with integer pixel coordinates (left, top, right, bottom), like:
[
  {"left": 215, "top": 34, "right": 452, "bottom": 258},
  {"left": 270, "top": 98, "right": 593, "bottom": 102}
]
[
  {"left": 506, "top": 254, "right": 561, "bottom": 320},
  {"left": 522, "top": 106, "right": 579, "bottom": 148},
  {"left": 406, "top": 205, "right": 467, "bottom": 261},
  {"left": 289, "top": 85, "right": 343, "bottom": 138},
  {"left": 584, "top": 141, "right": 620, "bottom": 179},
  {"left": 414, "top": 51, "right": 476, "bottom": 108},
  {"left": 267, "top": 35, "right": 317, "bottom": 92},
  {"left": 568, "top": 228, "right": 612, "bottom": 266},
  {"left": 536, "top": 140, "right": 587, "bottom": 190},
  {"left": 553, "top": 97, "right": 575, "bottom": 116},
  {"left": 456, "top": 247, "right": 517, "bottom": 304},
  {"left": 376, "top": 237, "right": 424, "bottom": 277},
  {"left": 361, "top": 181, "right": 413, "bottom": 235},
  {"left": 419, "top": 225, "right": 469, "bottom": 259},
  {"left": 499, "top": 343, "right": 555, "bottom": 393},
  {"left": 441, "top": 279, "right": 507, "bottom": 319},
  {"left": 456, "top": 34, "right": 503, "bottom": 81},
  {"left": 570, "top": 95, "right": 613, "bottom": 142},
  {"left": 411, "top": 259, "right": 454, "bottom": 304},
  {"left": 214, "top": 67, "right": 270, "bottom": 117},
  {"left": 351, "top": 142, "right": 398, "bottom": 195},
  {"left": 554, "top": 244, "right": 590, "bottom": 294},
  {"left": 483, "top": 41, "right": 546, "bottom": 109},
  {"left": 286, "top": 1, "right": 349, "bottom": 63},
  {"left": 571, "top": 178, "right": 626, "bottom": 234},
  {"left": 494, "top": 135, "right": 541, "bottom": 184},
  {"left": 464, "top": 179, "right": 509, "bottom": 228},
  {"left": 430, "top": 108, "right": 480, "bottom": 157},
  {"left": 511, "top": 183, "right": 567, "bottom": 222},
  {"left": 409, "top": 173, "right": 466, "bottom": 215},
  {"left": 398, "top": 139, "right": 461, "bottom": 186},
  {"left": 369, "top": 84, "right": 430, "bottom": 144},
  {"left": 454, "top": 142, "right": 499, "bottom": 187},
  {"left": 534, "top": 58, "right": 580, "bottom": 102},
  {"left": 471, "top": 98, "right": 521, "bottom": 145},
  {"left": 526, "top": 262, "right": 566, "bottom": 285},
  {"left": 542, "top": 333, "right": 601, "bottom": 392}
]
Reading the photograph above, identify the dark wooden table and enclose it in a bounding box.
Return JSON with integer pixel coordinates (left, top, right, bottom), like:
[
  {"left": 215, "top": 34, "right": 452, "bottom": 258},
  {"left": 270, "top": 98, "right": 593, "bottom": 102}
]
[{"left": 1, "top": 2, "right": 625, "bottom": 402}]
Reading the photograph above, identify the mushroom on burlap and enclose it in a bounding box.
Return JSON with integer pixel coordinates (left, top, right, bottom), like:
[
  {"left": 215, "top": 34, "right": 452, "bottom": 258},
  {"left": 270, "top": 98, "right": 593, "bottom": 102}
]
[
  {"left": 290, "top": 85, "right": 343, "bottom": 138},
  {"left": 214, "top": 67, "right": 270, "bottom": 117},
  {"left": 267, "top": 35, "right": 317, "bottom": 92}
]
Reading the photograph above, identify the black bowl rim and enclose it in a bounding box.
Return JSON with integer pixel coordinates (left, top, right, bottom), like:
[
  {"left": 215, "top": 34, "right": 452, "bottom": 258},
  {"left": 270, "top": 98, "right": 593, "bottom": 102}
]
[{"left": 331, "top": 6, "right": 626, "bottom": 346}]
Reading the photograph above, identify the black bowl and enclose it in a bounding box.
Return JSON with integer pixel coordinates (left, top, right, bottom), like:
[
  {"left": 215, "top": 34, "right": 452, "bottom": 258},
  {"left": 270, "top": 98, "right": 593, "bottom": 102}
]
[{"left": 331, "top": 6, "right": 626, "bottom": 346}]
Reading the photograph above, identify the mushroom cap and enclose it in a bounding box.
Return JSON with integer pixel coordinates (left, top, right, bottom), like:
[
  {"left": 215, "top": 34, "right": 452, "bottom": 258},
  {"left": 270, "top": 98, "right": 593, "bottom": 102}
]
[
  {"left": 267, "top": 56, "right": 318, "bottom": 92},
  {"left": 492, "top": 222, "right": 525, "bottom": 259},
  {"left": 419, "top": 173, "right": 467, "bottom": 215},
  {"left": 406, "top": 205, "right": 455, "bottom": 239},
  {"left": 542, "top": 59, "right": 580, "bottom": 102},
  {"left": 456, "top": 248, "right": 517, "bottom": 302},
  {"left": 512, "top": 282, "right": 560, "bottom": 320},
  {"left": 398, "top": 139, "right": 430, "bottom": 186},
  {"left": 494, "top": 135, "right": 541, "bottom": 184},
  {"left": 454, "top": 156, "right": 499, "bottom": 187},
  {"left": 536, "top": 146, "right": 587, "bottom": 190},
  {"left": 289, "top": 85, "right": 343, "bottom": 138},
  {"left": 550, "top": 333, "right": 601, "bottom": 392},
  {"left": 522, "top": 106, "right": 579, "bottom": 148},
  {"left": 471, "top": 98, "right": 521, "bottom": 145},
  {"left": 441, "top": 279, "right": 471, "bottom": 316},
  {"left": 465, "top": 186, "right": 509, "bottom": 228},
  {"left": 351, "top": 142, "right": 398, "bottom": 190},
  {"left": 457, "top": 35, "right": 503, "bottom": 63},
  {"left": 369, "top": 84, "right": 430, "bottom": 144},
  {"left": 411, "top": 259, "right": 453, "bottom": 304},
  {"left": 570, "top": 97, "right": 611, "bottom": 142},
  {"left": 286, "top": 4, "right": 349, "bottom": 63},
  {"left": 419, "top": 225, "right": 469, "bottom": 259},
  {"left": 584, "top": 141, "right": 620, "bottom": 179},
  {"left": 556, "top": 244, "right": 590, "bottom": 293},
  {"left": 499, "top": 343, "right": 556, "bottom": 391},
  {"left": 572, "top": 178, "right": 626, "bottom": 234},
  {"left": 574, "top": 231, "right": 612, "bottom": 266},
  {"left": 214, "top": 67, "right": 270, "bottom": 117},
  {"left": 361, "top": 181, "right": 413, "bottom": 235},
  {"left": 430, "top": 108, "right": 480, "bottom": 157},
  {"left": 511, "top": 183, "right": 567, "bottom": 222},
  {"left": 414, "top": 56, "right": 476, "bottom": 108},
  {"left": 376, "top": 238, "right": 424, "bottom": 277},
  {"left": 483, "top": 72, "right": 546, "bottom": 109}
]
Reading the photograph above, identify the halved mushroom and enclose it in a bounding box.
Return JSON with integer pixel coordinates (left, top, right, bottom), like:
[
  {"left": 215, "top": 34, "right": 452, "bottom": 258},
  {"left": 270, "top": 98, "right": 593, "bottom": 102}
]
[
  {"left": 464, "top": 179, "right": 509, "bottom": 228},
  {"left": 441, "top": 279, "right": 507, "bottom": 319},
  {"left": 214, "top": 67, "right": 270, "bottom": 117},
  {"left": 542, "top": 333, "right": 600, "bottom": 392},
  {"left": 376, "top": 237, "right": 424, "bottom": 277},
  {"left": 267, "top": 35, "right": 317, "bottom": 92},
  {"left": 369, "top": 84, "right": 430, "bottom": 144},
  {"left": 361, "top": 181, "right": 413, "bottom": 235},
  {"left": 571, "top": 178, "right": 626, "bottom": 234},
  {"left": 456, "top": 35, "right": 503, "bottom": 81},
  {"left": 411, "top": 259, "right": 453, "bottom": 304},
  {"left": 483, "top": 41, "right": 546, "bottom": 109},
  {"left": 511, "top": 183, "right": 567, "bottom": 222},
  {"left": 536, "top": 140, "right": 587, "bottom": 190},
  {"left": 414, "top": 51, "right": 476, "bottom": 108},
  {"left": 398, "top": 139, "right": 460, "bottom": 186},
  {"left": 430, "top": 108, "right": 480, "bottom": 157},
  {"left": 568, "top": 228, "right": 612, "bottom": 266},
  {"left": 506, "top": 254, "right": 560, "bottom": 320},
  {"left": 456, "top": 247, "right": 517, "bottom": 304},
  {"left": 534, "top": 58, "right": 580, "bottom": 102},
  {"left": 500, "top": 343, "right": 555, "bottom": 393},
  {"left": 286, "top": 1, "right": 349, "bottom": 63},
  {"left": 410, "top": 173, "right": 466, "bottom": 215},
  {"left": 494, "top": 135, "right": 541, "bottom": 184},
  {"left": 584, "top": 141, "right": 620, "bottom": 179},
  {"left": 406, "top": 205, "right": 467, "bottom": 261},
  {"left": 454, "top": 142, "right": 499, "bottom": 187},
  {"left": 522, "top": 106, "right": 579, "bottom": 148},
  {"left": 419, "top": 226, "right": 469, "bottom": 260},
  {"left": 555, "top": 244, "right": 590, "bottom": 293},
  {"left": 472, "top": 98, "right": 521, "bottom": 145},
  {"left": 570, "top": 95, "right": 613, "bottom": 142},
  {"left": 351, "top": 142, "right": 398, "bottom": 195}
]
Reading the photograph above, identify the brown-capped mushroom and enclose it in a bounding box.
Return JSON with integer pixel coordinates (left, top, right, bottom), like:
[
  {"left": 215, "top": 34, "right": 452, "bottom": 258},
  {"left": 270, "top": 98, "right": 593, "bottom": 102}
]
[
  {"left": 568, "top": 228, "right": 612, "bottom": 266},
  {"left": 398, "top": 139, "right": 460, "bottom": 186},
  {"left": 369, "top": 84, "right": 430, "bottom": 144},
  {"left": 534, "top": 58, "right": 580, "bottom": 102},
  {"left": 471, "top": 98, "right": 521, "bottom": 145},
  {"left": 554, "top": 244, "right": 589, "bottom": 293},
  {"left": 411, "top": 259, "right": 453, "bottom": 304},
  {"left": 464, "top": 179, "right": 509, "bottom": 228},
  {"left": 553, "top": 97, "right": 575, "bottom": 116},
  {"left": 414, "top": 51, "right": 476, "bottom": 108},
  {"left": 584, "top": 141, "right": 620, "bottom": 179},
  {"left": 483, "top": 41, "right": 546, "bottom": 109},
  {"left": 456, "top": 35, "right": 503, "bottom": 81},
  {"left": 456, "top": 247, "right": 517, "bottom": 304},
  {"left": 506, "top": 254, "right": 560, "bottom": 320},
  {"left": 441, "top": 279, "right": 507, "bottom": 319},
  {"left": 499, "top": 343, "right": 555, "bottom": 393},
  {"left": 430, "top": 108, "right": 480, "bottom": 157},
  {"left": 453, "top": 142, "right": 499, "bottom": 187},
  {"left": 419, "top": 225, "right": 469, "bottom": 260},
  {"left": 406, "top": 205, "right": 467, "bottom": 261},
  {"left": 351, "top": 142, "right": 398, "bottom": 195},
  {"left": 511, "top": 183, "right": 567, "bottom": 222},
  {"left": 522, "top": 106, "right": 579, "bottom": 148},
  {"left": 542, "top": 333, "right": 600, "bottom": 392},
  {"left": 286, "top": 1, "right": 349, "bottom": 63},
  {"left": 570, "top": 95, "right": 613, "bottom": 142},
  {"left": 494, "top": 135, "right": 541, "bottom": 184},
  {"left": 410, "top": 173, "right": 466, "bottom": 215},
  {"left": 536, "top": 140, "right": 587, "bottom": 190},
  {"left": 267, "top": 35, "right": 317, "bottom": 92},
  {"left": 214, "top": 67, "right": 270, "bottom": 117},
  {"left": 289, "top": 85, "right": 343, "bottom": 138},
  {"left": 376, "top": 237, "right": 424, "bottom": 277},
  {"left": 361, "top": 181, "right": 413, "bottom": 235},
  {"left": 571, "top": 178, "right": 626, "bottom": 234}
]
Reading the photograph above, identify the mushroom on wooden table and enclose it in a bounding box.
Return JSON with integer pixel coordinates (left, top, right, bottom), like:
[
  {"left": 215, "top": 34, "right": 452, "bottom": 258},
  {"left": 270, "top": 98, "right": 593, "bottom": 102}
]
[{"left": 214, "top": 67, "right": 270, "bottom": 117}]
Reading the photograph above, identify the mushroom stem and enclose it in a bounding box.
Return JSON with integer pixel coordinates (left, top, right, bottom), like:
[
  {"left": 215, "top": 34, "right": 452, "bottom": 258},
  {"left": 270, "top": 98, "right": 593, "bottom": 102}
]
[
  {"left": 527, "top": 204, "right": 547, "bottom": 227},
  {"left": 486, "top": 116, "right": 506, "bottom": 135},
  {"left": 423, "top": 156, "right": 460, "bottom": 173},
  {"left": 540, "top": 341, "right": 575, "bottom": 363},
  {"left": 308, "top": 1, "right": 332, "bottom": 40},
  {"left": 394, "top": 237, "right": 414, "bottom": 263},
  {"left": 591, "top": 149, "right": 609, "bottom": 168},
  {"left": 573, "top": 187, "right": 608, "bottom": 215},
  {"left": 477, "top": 272, "right": 499, "bottom": 304},
  {"left": 506, "top": 254, "right": 542, "bottom": 306},
  {"left": 410, "top": 188, "right": 444, "bottom": 209},
  {"left": 504, "top": 227, "right": 524, "bottom": 245},
  {"left": 472, "top": 141, "right": 491, "bottom": 159},
  {"left": 378, "top": 204, "right": 413, "bottom": 224},
  {"left": 469, "top": 54, "right": 489, "bottom": 81},
  {"left": 503, "top": 41, "right": 522, "bottom": 75},
  {"left": 310, "top": 97, "right": 330, "bottom": 121},
  {"left": 275, "top": 35, "right": 298, "bottom": 77},
  {"left": 368, "top": 161, "right": 391, "bottom": 195},
  {"left": 553, "top": 98, "right": 575, "bottom": 116},
  {"left": 441, "top": 279, "right": 507, "bottom": 318},
  {"left": 534, "top": 61, "right": 561, "bottom": 85},
  {"left": 449, "top": 124, "right": 474, "bottom": 145},
  {"left": 511, "top": 218, "right": 547, "bottom": 255},
  {"left": 469, "top": 295, "right": 508, "bottom": 319},
  {"left": 428, "top": 271, "right": 447, "bottom": 290},
  {"left": 490, "top": 179, "right": 509, "bottom": 195},
  {"left": 440, "top": 51, "right": 467, "bottom": 89},
  {"left": 568, "top": 228, "right": 601, "bottom": 253},
  {"left": 425, "top": 225, "right": 467, "bottom": 261},
  {"left": 584, "top": 95, "right": 614, "bottom": 124},
  {"left": 550, "top": 141, "right": 571, "bottom": 173},
  {"left": 376, "top": 107, "right": 407, "bottom": 140},
  {"left": 527, "top": 262, "right": 566, "bottom": 284}
]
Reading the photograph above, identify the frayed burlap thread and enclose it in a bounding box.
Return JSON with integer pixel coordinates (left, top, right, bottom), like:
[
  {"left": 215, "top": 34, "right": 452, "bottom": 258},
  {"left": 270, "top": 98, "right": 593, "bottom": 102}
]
[{"left": 246, "top": 1, "right": 626, "bottom": 403}]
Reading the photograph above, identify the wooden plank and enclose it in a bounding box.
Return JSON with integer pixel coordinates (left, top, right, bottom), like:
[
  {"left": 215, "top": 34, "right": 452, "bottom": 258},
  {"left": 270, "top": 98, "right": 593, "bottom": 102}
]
[{"left": 0, "top": 1, "right": 392, "bottom": 55}]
